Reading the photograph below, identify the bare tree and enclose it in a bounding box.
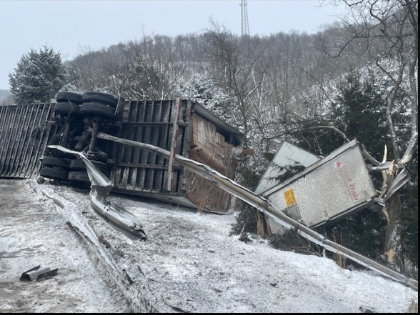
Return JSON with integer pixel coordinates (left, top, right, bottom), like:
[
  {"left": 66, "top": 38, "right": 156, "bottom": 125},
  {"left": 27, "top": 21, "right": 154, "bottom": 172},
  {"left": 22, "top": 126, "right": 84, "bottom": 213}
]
[
  {"left": 202, "top": 23, "right": 269, "bottom": 147},
  {"left": 132, "top": 35, "right": 188, "bottom": 98},
  {"left": 70, "top": 45, "right": 102, "bottom": 91}
]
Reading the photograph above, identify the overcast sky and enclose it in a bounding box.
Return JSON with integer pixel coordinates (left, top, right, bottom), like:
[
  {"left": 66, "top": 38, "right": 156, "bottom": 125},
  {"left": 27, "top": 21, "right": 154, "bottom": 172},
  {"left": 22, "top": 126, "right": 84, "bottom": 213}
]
[{"left": 0, "top": 0, "right": 348, "bottom": 90}]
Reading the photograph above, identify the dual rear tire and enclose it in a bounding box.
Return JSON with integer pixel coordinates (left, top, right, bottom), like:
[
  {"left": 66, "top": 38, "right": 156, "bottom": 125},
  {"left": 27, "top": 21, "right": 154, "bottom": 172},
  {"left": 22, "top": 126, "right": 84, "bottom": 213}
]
[{"left": 42, "top": 91, "right": 120, "bottom": 182}]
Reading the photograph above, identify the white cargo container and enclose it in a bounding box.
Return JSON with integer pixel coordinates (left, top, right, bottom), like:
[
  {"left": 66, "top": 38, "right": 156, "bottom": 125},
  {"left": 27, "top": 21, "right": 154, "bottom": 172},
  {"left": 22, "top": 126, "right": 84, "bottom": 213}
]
[
  {"left": 260, "top": 139, "right": 378, "bottom": 235},
  {"left": 255, "top": 141, "right": 320, "bottom": 195}
]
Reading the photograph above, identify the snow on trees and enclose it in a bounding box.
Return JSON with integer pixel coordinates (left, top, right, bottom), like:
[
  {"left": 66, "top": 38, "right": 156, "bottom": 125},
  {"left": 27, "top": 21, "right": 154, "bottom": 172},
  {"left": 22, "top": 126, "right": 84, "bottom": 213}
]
[{"left": 8, "top": 46, "right": 66, "bottom": 104}]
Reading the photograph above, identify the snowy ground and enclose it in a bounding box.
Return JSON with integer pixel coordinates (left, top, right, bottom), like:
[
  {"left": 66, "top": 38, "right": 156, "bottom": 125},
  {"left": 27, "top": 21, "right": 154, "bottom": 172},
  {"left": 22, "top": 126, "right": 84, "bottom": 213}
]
[
  {"left": 0, "top": 178, "right": 417, "bottom": 313},
  {"left": 0, "top": 179, "right": 130, "bottom": 313}
]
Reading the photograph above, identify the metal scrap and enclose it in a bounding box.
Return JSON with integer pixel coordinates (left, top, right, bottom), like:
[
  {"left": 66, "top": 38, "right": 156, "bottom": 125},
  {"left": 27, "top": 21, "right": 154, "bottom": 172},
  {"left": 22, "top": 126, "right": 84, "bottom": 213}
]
[
  {"left": 20, "top": 265, "right": 58, "bottom": 282},
  {"left": 47, "top": 145, "right": 147, "bottom": 240}
]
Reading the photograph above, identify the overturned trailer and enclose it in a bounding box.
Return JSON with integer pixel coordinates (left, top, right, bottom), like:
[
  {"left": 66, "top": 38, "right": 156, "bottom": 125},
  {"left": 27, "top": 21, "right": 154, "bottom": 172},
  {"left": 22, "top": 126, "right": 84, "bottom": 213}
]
[
  {"left": 0, "top": 95, "right": 246, "bottom": 213},
  {"left": 110, "top": 98, "right": 245, "bottom": 213},
  {"left": 258, "top": 139, "right": 379, "bottom": 234},
  {"left": 28, "top": 95, "right": 245, "bottom": 214},
  {"left": 2, "top": 96, "right": 417, "bottom": 291}
]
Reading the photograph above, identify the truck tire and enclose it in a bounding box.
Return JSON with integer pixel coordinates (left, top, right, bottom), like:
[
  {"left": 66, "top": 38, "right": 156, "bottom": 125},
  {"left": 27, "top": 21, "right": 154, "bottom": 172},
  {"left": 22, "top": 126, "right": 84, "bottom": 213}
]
[
  {"left": 40, "top": 166, "right": 69, "bottom": 181},
  {"left": 82, "top": 92, "right": 119, "bottom": 108},
  {"left": 80, "top": 102, "right": 116, "bottom": 120},
  {"left": 69, "top": 159, "right": 110, "bottom": 176},
  {"left": 42, "top": 156, "right": 71, "bottom": 169},
  {"left": 68, "top": 171, "right": 90, "bottom": 183},
  {"left": 55, "top": 92, "right": 83, "bottom": 104},
  {"left": 54, "top": 102, "right": 80, "bottom": 116}
]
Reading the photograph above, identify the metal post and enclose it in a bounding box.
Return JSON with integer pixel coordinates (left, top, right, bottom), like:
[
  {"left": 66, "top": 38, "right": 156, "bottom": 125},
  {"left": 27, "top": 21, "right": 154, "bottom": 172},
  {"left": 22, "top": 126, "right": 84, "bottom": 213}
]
[
  {"left": 61, "top": 118, "right": 71, "bottom": 147},
  {"left": 167, "top": 98, "right": 181, "bottom": 192},
  {"left": 89, "top": 120, "right": 99, "bottom": 153}
]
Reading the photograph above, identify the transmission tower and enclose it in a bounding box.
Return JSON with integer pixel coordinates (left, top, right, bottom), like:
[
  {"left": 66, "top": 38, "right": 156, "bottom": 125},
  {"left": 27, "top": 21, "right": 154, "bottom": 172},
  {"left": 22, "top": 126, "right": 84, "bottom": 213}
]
[{"left": 240, "top": 0, "right": 250, "bottom": 36}]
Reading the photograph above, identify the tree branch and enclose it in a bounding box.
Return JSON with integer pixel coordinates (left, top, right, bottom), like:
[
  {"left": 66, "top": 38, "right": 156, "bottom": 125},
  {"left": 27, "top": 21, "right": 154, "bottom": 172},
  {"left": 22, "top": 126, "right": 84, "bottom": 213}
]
[{"left": 304, "top": 126, "right": 351, "bottom": 142}]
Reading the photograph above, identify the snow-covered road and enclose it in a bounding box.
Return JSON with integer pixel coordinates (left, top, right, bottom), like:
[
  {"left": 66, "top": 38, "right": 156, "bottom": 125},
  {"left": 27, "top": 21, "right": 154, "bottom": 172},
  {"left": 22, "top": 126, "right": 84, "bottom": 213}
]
[
  {"left": 0, "top": 178, "right": 417, "bottom": 313},
  {"left": 0, "top": 179, "right": 130, "bottom": 312}
]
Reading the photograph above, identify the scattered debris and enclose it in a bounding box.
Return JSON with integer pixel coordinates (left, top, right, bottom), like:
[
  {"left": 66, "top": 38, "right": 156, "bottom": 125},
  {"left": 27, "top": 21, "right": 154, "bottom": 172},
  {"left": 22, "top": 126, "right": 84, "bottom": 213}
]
[
  {"left": 162, "top": 299, "right": 191, "bottom": 313},
  {"left": 98, "top": 234, "right": 112, "bottom": 248},
  {"left": 359, "top": 305, "right": 376, "bottom": 313},
  {"left": 137, "top": 265, "right": 145, "bottom": 277},
  {"left": 20, "top": 265, "right": 58, "bottom": 282},
  {"left": 124, "top": 271, "right": 134, "bottom": 285},
  {"left": 239, "top": 232, "right": 252, "bottom": 243}
]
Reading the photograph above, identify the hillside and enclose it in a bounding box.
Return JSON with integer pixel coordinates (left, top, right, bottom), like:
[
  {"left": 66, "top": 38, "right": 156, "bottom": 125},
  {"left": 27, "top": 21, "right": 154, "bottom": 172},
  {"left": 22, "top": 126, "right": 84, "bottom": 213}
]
[
  {"left": 0, "top": 89, "right": 12, "bottom": 105},
  {"left": 0, "top": 89, "right": 11, "bottom": 102}
]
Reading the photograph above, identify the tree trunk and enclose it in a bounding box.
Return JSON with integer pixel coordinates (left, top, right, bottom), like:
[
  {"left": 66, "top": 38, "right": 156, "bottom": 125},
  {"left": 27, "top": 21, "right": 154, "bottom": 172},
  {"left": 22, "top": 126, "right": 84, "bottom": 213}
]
[{"left": 384, "top": 192, "right": 403, "bottom": 271}]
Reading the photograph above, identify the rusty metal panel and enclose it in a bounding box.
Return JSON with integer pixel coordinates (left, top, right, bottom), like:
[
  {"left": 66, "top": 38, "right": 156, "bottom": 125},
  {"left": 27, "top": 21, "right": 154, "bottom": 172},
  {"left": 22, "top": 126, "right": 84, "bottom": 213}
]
[
  {"left": 263, "top": 140, "right": 378, "bottom": 233},
  {"left": 0, "top": 103, "right": 54, "bottom": 178}
]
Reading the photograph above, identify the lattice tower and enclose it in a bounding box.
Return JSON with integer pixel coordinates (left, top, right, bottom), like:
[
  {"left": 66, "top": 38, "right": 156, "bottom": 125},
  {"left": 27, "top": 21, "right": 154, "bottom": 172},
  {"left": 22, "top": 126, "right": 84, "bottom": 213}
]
[{"left": 240, "top": 0, "right": 250, "bottom": 36}]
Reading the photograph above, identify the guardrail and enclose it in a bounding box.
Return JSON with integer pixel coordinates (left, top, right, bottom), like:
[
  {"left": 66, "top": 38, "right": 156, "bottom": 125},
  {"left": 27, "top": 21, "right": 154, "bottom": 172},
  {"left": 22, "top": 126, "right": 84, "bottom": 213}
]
[{"left": 94, "top": 131, "right": 418, "bottom": 291}]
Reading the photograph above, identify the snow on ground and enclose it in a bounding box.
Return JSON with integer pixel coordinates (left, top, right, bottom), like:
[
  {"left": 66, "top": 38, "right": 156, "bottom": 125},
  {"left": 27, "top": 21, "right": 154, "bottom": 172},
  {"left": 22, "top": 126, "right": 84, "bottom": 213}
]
[
  {"left": 0, "top": 179, "right": 130, "bottom": 313},
  {"left": 0, "top": 178, "right": 417, "bottom": 313}
]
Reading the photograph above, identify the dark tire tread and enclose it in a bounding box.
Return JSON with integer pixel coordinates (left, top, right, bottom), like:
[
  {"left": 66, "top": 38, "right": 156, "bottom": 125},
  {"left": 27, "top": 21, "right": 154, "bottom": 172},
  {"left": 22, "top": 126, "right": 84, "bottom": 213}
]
[
  {"left": 82, "top": 92, "right": 118, "bottom": 108},
  {"left": 40, "top": 166, "right": 69, "bottom": 181},
  {"left": 55, "top": 92, "right": 83, "bottom": 104},
  {"left": 80, "top": 102, "right": 116, "bottom": 120}
]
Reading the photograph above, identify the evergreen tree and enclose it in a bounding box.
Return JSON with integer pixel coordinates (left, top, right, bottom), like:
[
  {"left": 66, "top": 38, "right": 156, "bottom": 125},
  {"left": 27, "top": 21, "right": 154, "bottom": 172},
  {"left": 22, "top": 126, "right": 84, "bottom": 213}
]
[
  {"left": 335, "top": 70, "right": 390, "bottom": 160},
  {"left": 295, "top": 71, "right": 390, "bottom": 159},
  {"left": 9, "top": 46, "right": 66, "bottom": 104}
]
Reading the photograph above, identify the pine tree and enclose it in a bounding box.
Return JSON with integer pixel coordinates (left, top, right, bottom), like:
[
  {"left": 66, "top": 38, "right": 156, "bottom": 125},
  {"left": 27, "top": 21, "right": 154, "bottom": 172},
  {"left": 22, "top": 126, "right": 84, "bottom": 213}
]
[
  {"left": 9, "top": 46, "right": 66, "bottom": 104},
  {"left": 335, "top": 70, "right": 390, "bottom": 160}
]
